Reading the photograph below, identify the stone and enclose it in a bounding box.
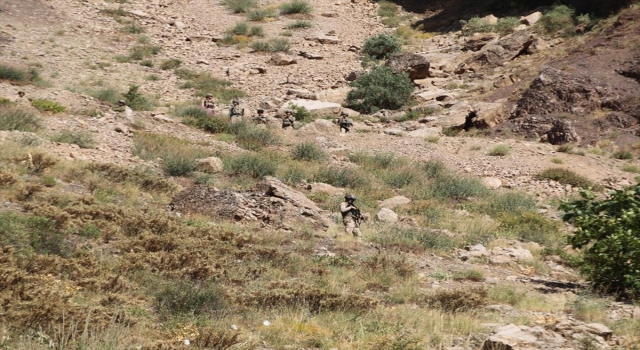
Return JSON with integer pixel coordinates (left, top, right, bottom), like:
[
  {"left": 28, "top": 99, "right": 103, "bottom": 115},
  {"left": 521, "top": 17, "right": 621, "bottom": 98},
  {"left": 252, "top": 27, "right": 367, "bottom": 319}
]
[
  {"left": 585, "top": 323, "right": 613, "bottom": 340},
  {"left": 197, "top": 59, "right": 209, "bottom": 65},
  {"left": 376, "top": 208, "right": 398, "bottom": 223},
  {"left": 305, "top": 34, "right": 341, "bottom": 44},
  {"left": 114, "top": 123, "right": 129, "bottom": 133},
  {"left": 462, "top": 30, "right": 539, "bottom": 71},
  {"left": 321, "top": 12, "right": 338, "bottom": 17},
  {"left": 385, "top": 52, "right": 430, "bottom": 80},
  {"left": 171, "top": 21, "right": 185, "bottom": 29},
  {"left": 129, "top": 10, "right": 150, "bottom": 18},
  {"left": 482, "top": 177, "right": 502, "bottom": 189},
  {"left": 482, "top": 14, "right": 499, "bottom": 25},
  {"left": 284, "top": 99, "right": 342, "bottom": 115},
  {"left": 151, "top": 114, "right": 175, "bottom": 123},
  {"left": 464, "top": 33, "right": 499, "bottom": 52},
  {"left": 299, "top": 119, "right": 336, "bottom": 133},
  {"left": 269, "top": 53, "right": 297, "bottom": 66},
  {"left": 417, "top": 89, "right": 456, "bottom": 102},
  {"left": 287, "top": 88, "right": 314, "bottom": 99},
  {"left": 299, "top": 51, "right": 324, "bottom": 60},
  {"left": 384, "top": 128, "right": 404, "bottom": 136},
  {"left": 633, "top": 306, "right": 640, "bottom": 320},
  {"left": 196, "top": 157, "right": 224, "bottom": 174},
  {"left": 379, "top": 196, "right": 411, "bottom": 209},
  {"left": 407, "top": 127, "right": 442, "bottom": 138},
  {"left": 546, "top": 119, "right": 580, "bottom": 145},
  {"left": 308, "top": 182, "right": 345, "bottom": 197},
  {"left": 314, "top": 87, "right": 351, "bottom": 104},
  {"left": 521, "top": 11, "right": 543, "bottom": 26}
]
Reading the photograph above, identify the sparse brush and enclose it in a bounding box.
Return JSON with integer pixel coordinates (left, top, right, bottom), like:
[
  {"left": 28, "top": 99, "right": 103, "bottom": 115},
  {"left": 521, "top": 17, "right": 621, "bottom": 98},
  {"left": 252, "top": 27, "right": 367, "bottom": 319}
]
[
  {"left": 31, "top": 99, "right": 66, "bottom": 114},
  {"left": 452, "top": 269, "right": 485, "bottom": 282},
  {"left": 177, "top": 69, "right": 246, "bottom": 102},
  {"left": 224, "top": 152, "right": 277, "bottom": 178},
  {"left": 269, "top": 38, "right": 291, "bottom": 52},
  {"left": 247, "top": 8, "right": 277, "bottom": 21},
  {"left": 155, "top": 280, "right": 226, "bottom": 317},
  {"left": 535, "top": 168, "right": 598, "bottom": 189},
  {"left": 612, "top": 150, "right": 633, "bottom": 160},
  {"left": 291, "top": 142, "right": 326, "bottom": 161},
  {"left": 314, "top": 166, "right": 369, "bottom": 188},
  {"left": 287, "top": 20, "right": 312, "bottom": 29},
  {"left": 488, "top": 144, "right": 510, "bottom": 156},
  {"left": 250, "top": 40, "right": 271, "bottom": 52},
  {"left": 51, "top": 131, "right": 95, "bottom": 149},
  {"left": 89, "top": 88, "right": 121, "bottom": 106},
  {"left": 133, "top": 133, "right": 210, "bottom": 176},
  {"left": 0, "top": 64, "right": 40, "bottom": 83},
  {"left": 160, "top": 58, "right": 182, "bottom": 70},
  {"left": 488, "top": 285, "right": 526, "bottom": 306},
  {"left": 230, "top": 121, "right": 279, "bottom": 150},
  {"left": 121, "top": 23, "right": 146, "bottom": 34},
  {"left": 621, "top": 164, "right": 640, "bottom": 173},
  {"left": 123, "top": 85, "right": 155, "bottom": 111},
  {"left": 0, "top": 108, "right": 41, "bottom": 132},
  {"left": 424, "top": 287, "right": 488, "bottom": 312},
  {"left": 378, "top": 0, "right": 398, "bottom": 17},
  {"left": 280, "top": 0, "right": 313, "bottom": 15},
  {"left": 223, "top": 0, "right": 258, "bottom": 13}
]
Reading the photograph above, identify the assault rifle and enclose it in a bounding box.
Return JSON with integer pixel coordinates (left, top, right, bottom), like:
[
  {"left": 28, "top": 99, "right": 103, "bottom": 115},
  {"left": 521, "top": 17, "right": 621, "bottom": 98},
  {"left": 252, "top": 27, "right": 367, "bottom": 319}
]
[{"left": 351, "top": 207, "right": 365, "bottom": 226}]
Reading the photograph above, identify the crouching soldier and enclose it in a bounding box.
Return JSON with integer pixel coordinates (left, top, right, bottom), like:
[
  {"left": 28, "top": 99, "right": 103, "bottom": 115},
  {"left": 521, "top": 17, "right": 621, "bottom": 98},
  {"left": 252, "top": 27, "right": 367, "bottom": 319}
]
[
  {"left": 338, "top": 111, "right": 353, "bottom": 133},
  {"left": 282, "top": 110, "right": 295, "bottom": 130}
]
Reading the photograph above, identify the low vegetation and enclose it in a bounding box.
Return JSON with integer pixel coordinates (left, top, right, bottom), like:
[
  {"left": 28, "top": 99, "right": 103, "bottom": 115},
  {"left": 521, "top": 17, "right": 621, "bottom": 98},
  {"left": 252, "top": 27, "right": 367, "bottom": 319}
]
[
  {"left": 488, "top": 144, "right": 511, "bottom": 156},
  {"left": 133, "top": 133, "right": 212, "bottom": 176},
  {"left": 346, "top": 66, "right": 414, "bottom": 113},
  {"left": 286, "top": 20, "right": 312, "bottom": 29},
  {"left": 51, "top": 131, "right": 95, "bottom": 149},
  {"left": 0, "top": 107, "right": 41, "bottom": 132},
  {"left": 247, "top": 7, "right": 278, "bottom": 21},
  {"left": 535, "top": 168, "right": 598, "bottom": 190},
  {"left": 0, "top": 64, "right": 43, "bottom": 84},
  {"left": 279, "top": 0, "right": 313, "bottom": 15},
  {"left": 250, "top": 38, "right": 291, "bottom": 52},
  {"left": 175, "top": 68, "right": 246, "bottom": 101},
  {"left": 223, "top": 0, "right": 258, "bottom": 13},
  {"left": 291, "top": 142, "right": 327, "bottom": 162},
  {"left": 31, "top": 99, "right": 66, "bottom": 114},
  {"left": 362, "top": 33, "right": 402, "bottom": 60},
  {"left": 160, "top": 58, "right": 182, "bottom": 70}
]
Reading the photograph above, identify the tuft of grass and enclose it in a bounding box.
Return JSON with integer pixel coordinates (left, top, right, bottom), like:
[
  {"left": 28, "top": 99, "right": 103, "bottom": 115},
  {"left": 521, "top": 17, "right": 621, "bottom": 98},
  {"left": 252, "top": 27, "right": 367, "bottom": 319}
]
[
  {"left": 224, "top": 152, "right": 277, "bottom": 178},
  {"left": 0, "top": 108, "right": 42, "bottom": 132},
  {"left": 31, "top": 99, "right": 66, "bottom": 114},
  {"left": 270, "top": 38, "right": 291, "bottom": 52},
  {"left": 223, "top": 0, "right": 258, "bottom": 13},
  {"left": 452, "top": 269, "right": 485, "bottom": 282},
  {"left": 535, "top": 168, "right": 598, "bottom": 189},
  {"left": 176, "top": 69, "right": 246, "bottom": 102},
  {"left": 51, "top": 131, "right": 95, "bottom": 149},
  {"left": 287, "top": 20, "right": 312, "bottom": 29},
  {"left": 121, "top": 23, "right": 146, "bottom": 34},
  {"left": 229, "top": 120, "right": 280, "bottom": 150},
  {"left": 488, "top": 144, "right": 510, "bottom": 156},
  {"left": 550, "top": 157, "right": 563, "bottom": 164},
  {"left": 123, "top": 85, "right": 155, "bottom": 111},
  {"left": 612, "top": 150, "right": 633, "bottom": 160},
  {"left": 247, "top": 8, "right": 278, "bottom": 21},
  {"left": 426, "top": 136, "right": 439, "bottom": 144},
  {"left": 489, "top": 285, "right": 526, "bottom": 306},
  {"left": 0, "top": 65, "right": 42, "bottom": 84},
  {"left": 291, "top": 142, "right": 326, "bottom": 162},
  {"left": 250, "top": 40, "right": 271, "bottom": 52},
  {"left": 155, "top": 280, "right": 225, "bottom": 317},
  {"left": 314, "top": 166, "right": 369, "bottom": 189},
  {"left": 0, "top": 213, "right": 71, "bottom": 257},
  {"left": 621, "top": 164, "right": 640, "bottom": 173},
  {"left": 280, "top": 0, "right": 313, "bottom": 15},
  {"left": 133, "top": 133, "right": 211, "bottom": 176},
  {"left": 425, "top": 288, "right": 488, "bottom": 312},
  {"left": 160, "top": 58, "right": 182, "bottom": 70},
  {"left": 88, "top": 87, "right": 121, "bottom": 106}
]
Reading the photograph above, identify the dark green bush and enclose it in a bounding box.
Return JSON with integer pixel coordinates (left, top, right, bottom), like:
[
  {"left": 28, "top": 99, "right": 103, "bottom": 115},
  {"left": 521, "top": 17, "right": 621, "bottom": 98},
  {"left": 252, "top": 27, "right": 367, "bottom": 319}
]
[
  {"left": 51, "top": 131, "right": 95, "bottom": 149},
  {"left": 422, "top": 172, "right": 489, "bottom": 200},
  {"left": 0, "top": 213, "right": 69, "bottom": 257},
  {"left": 291, "top": 142, "right": 326, "bottom": 161},
  {"left": 224, "top": 153, "right": 277, "bottom": 178},
  {"left": 346, "top": 66, "right": 413, "bottom": 113},
  {"left": 0, "top": 65, "right": 41, "bottom": 84},
  {"left": 280, "top": 0, "right": 313, "bottom": 15},
  {"left": 535, "top": 168, "right": 598, "bottom": 189},
  {"left": 561, "top": 185, "right": 640, "bottom": 298},
  {"left": 362, "top": 33, "right": 402, "bottom": 60},
  {"left": 155, "top": 280, "right": 225, "bottom": 316},
  {"left": 223, "top": 0, "right": 258, "bottom": 13},
  {"left": 123, "top": 85, "right": 154, "bottom": 111},
  {"left": 612, "top": 150, "right": 633, "bottom": 160},
  {"left": 177, "top": 106, "right": 208, "bottom": 119},
  {"left": 89, "top": 88, "right": 121, "bottom": 106},
  {"left": 0, "top": 108, "right": 41, "bottom": 132},
  {"left": 314, "top": 166, "right": 369, "bottom": 188},
  {"left": 538, "top": 5, "right": 577, "bottom": 36}
]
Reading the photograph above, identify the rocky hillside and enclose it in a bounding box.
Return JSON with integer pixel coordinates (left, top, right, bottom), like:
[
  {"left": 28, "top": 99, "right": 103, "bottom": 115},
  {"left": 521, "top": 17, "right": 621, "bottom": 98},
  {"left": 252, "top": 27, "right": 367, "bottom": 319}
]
[{"left": 1, "top": 0, "right": 640, "bottom": 349}]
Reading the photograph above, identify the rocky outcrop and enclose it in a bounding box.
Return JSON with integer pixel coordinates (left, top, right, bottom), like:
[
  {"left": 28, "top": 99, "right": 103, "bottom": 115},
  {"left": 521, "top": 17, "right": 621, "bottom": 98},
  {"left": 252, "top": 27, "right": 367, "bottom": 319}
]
[
  {"left": 376, "top": 208, "right": 398, "bottom": 223},
  {"left": 546, "top": 119, "right": 580, "bottom": 145},
  {"left": 284, "top": 99, "right": 342, "bottom": 116},
  {"left": 378, "top": 196, "right": 411, "bottom": 209},
  {"left": 385, "top": 52, "right": 430, "bottom": 80},
  {"left": 170, "top": 177, "right": 330, "bottom": 231},
  {"left": 461, "top": 30, "right": 539, "bottom": 72}
]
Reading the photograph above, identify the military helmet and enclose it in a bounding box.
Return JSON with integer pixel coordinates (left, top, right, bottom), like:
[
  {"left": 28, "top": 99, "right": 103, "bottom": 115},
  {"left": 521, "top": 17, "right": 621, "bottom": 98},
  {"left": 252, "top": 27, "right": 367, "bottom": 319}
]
[
  {"left": 284, "top": 109, "right": 293, "bottom": 114},
  {"left": 118, "top": 100, "right": 126, "bottom": 105},
  {"left": 340, "top": 111, "right": 348, "bottom": 116},
  {"left": 232, "top": 99, "right": 240, "bottom": 104},
  {"left": 345, "top": 193, "right": 356, "bottom": 200},
  {"left": 257, "top": 109, "right": 264, "bottom": 113},
  {"left": 205, "top": 94, "right": 213, "bottom": 98}
]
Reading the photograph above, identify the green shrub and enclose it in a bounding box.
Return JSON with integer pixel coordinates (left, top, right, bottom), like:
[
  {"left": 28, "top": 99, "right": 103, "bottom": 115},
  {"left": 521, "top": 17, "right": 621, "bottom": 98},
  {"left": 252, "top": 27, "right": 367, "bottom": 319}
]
[
  {"left": 346, "top": 66, "right": 413, "bottom": 113},
  {"left": 224, "top": 153, "right": 277, "bottom": 178},
  {"left": 498, "top": 211, "right": 560, "bottom": 245},
  {"left": 88, "top": 88, "right": 121, "bottom": 106},
  {"left": 250, "top": 40, "right": 271, "bottom": 52},
  {"left": 123, "top": 85, "right": 155, "bottom": 111},
  {"left": 612, "top": 150, "right": 633, "bottom": 160},
  {"left": 289, "top": 103, "right": 311, "bottom": 121},
  {"left": 488, "top": 144, "right": 510, "bottom": 156},
  {"left": 31, "top": 99, "right": 66, "bottom": 114},
  {"left": 621, "top": 164, "right": 640, "bottom": 173},
  {"left": 51, "top": 131, "right": 95, "bottom": 149},
  {"left": 378, "top": 1, "right": 398, "bottom": 18},
  {"left": 231, "top": 22, "right": 249, "bottom": 35},
  {"left": 0, "top": 213, "right": 70, "bottom": 257},
  {"left": 362, "top": 33, "right": 402, "bottom": 60},
  {"left": 561, "top": 185, "right": 640, "bottom": 297},
  {"left": 140, "top": 59, "right": 154, "bottom": 67},
  {"left": 460, "top": 17, "right": 494, "bottom": 35},
  {"left": 452, "top": 269, "right": 485, "bottom": 282},
  {"left": 0, "top": 64, "right": 41, "bottom": 84},
  {"left": 155, "top": 280, "right": 225, "bottom": 316},
  {"left": 495, "top": 17, "right": 521, "bottom": 34},
  {"left": 369, "top": 226, "right": 458, "bottom": 252},
  {"left": 538, "top": 5, "right": 577, "bottom": 35},
  {"left": 128, "top": 45, "right": 161, "bottom": 60},
  {"left": 249, "top": 25, "right": 264, "bottom": 37},
  {"left": 557, "top": 144, "right": 574, "bottom": 153},
  {"left": 486, "top": 192, "right": 536, "bottom": 216},
  {"left": 187, "top": 117, "right": 230, "bottom": 134},
  {"left": 422, "top": 160, "right": 447, "bottom": 179},
  {"left": 121, "top": 23, "right": 146, "bottom": 34},
  {"left": 133, "top": 133, "right": 210, "bottom": 176},
  {"left": 177, "top": 105, "right": 208, "bottom": 119},
  {"left": 160, "top": 59, "right": 182, "bottom": 70},
  {"left": 349, "top": 152, "right": 399, "bottom": 170},
  {"left": 425, "top": 288, "right": 488, "bottom": 312},
  {"left": 230, "top": 121, "right": 279, "bottom": 150},
  {"left": 535, "top": 168, "right": 597, "bottom": 189},
  {"left": 382, "top": 166, "right": 420, "bottom": 188},
  {"left": 287, "top": 20, "right": 312, "bottom": 29},
  {"left": 177, "top": 69, "right": 246, "bottom": 102},
  {"left": 489, "top": 285, "right": 525, "bottom": 306},
  {"left": 291, "top": 142, "right": 326, "bottom": 161},
  {"left": 223, "top": 0, "right": 258, "bottom": 13},
  {"left": 0, "top": 108, "right": 41, "bottom": 132},
  {"left": 314, "top": 166, "right": 369, "bottom": 188},
  {"left": 247, "top": 8, "right": 278, "bottom": 21},
  {"left": 280, "top": 0, "right": 313, "bottom": 15}
]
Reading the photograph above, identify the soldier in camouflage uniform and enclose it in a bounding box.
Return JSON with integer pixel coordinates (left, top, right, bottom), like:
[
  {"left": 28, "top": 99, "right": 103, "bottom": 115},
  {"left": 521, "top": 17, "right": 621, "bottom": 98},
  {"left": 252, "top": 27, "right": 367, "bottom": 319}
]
[
  {"left": 281, "top": 110, "right": 295, "bottom": 130},
  {"left": 201, "top": 94, "right": 217, "bottom": 115},
  {"left": 339, "top": 194, "right": 362, "bottom": 237},
  {"left": 228, "top": 99, "right": 244, "bottom": 121},
  {"left": 252, "top": 109, "right": 268, "bottom": 124},
  {"left": 338, "top": 111, "right": 353, "bottom": 133}
]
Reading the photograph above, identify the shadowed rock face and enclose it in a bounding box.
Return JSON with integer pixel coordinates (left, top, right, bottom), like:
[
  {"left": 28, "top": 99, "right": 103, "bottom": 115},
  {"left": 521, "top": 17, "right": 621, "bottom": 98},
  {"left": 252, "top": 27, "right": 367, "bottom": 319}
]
[{"left": 385, "top": 52, "right": 430, "bottom": 80}]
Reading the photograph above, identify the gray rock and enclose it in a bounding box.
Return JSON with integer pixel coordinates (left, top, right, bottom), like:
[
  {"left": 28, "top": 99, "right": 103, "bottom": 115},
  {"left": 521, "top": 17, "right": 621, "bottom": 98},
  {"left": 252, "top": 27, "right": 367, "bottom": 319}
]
[
  {"left": 376, "top": 208, "right": 398, "bottom": 223},
  {"left": 308, "top": 182, "right": 345, "bottom": 197},
  {"left": 384, "top": 128, "right": 404, "bottom": 136},
  {"left": 482, "top": 177, "right": 502, "bottom": 189},
  {"left": 385, "top": 52, "right": 430, "bottom": 80},
  {"left": 521, "top": 11, "right": 543, "bottom": 25},
  {"left": 284, "top": 99, "right": 342, "bottom": 116},
  {"left": 270, "top": 53, "right": 297, "bottom": 66},
  {"left": 379, "top": 196, "right": 411, "bottom": 209},
  {"left": 197, "top": 157, "right": 224, "bottom": 174}
]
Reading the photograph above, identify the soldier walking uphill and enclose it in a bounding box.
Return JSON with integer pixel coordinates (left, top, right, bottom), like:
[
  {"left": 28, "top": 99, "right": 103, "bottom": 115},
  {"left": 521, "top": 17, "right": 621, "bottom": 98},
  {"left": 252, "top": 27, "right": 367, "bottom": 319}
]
[
  {"left": 229, "top": 99, "right": 244, "bottom": 121},
  {"left": 282, "top": 110, "right": 295, "bottom": 130},
  {"left": 340, "top": 194, "right": 363, "bottom": 237}
]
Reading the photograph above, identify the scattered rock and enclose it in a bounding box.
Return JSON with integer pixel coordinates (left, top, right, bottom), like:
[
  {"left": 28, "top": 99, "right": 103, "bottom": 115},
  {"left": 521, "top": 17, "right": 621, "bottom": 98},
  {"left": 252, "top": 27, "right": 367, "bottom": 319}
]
[
  {"left": 521, "top": 11, "right": 543, "bottom": 26},
  {"left": 307, "top": 182, "right": 345, "bottom": 197},
  {"left": 378, "top": 196, "right": 411, "bottom": 209},
  {"left": 196, "top": 157, "right": 224, "bottom": 174},
  {"left": 269, "top": 53, "right": 297, "bottom": 66},
  {"left": 464, "top": 33, "right": 499, "bottom": 52},
  {"left": 284, "top": 99, "right": 342, "bottom": 115},
  {"left": 376, "top": 208, "right": 398, "bottom": 223},
  {"left": 385, "top": 52, "right": 430, "bottom": 80},
  {"left": 384, "top": 128, "right": 404, "bottom": 136},
  {"left": 482, "top": 177, "right": 502, "bottom": 189}
]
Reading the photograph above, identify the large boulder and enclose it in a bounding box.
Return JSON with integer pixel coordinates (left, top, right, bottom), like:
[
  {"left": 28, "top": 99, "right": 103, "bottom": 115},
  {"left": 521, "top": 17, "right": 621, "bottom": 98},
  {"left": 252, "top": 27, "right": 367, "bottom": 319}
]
[
  {"left": 284, "top": 99, "right": 342, "bottom": 116},
  {"left": 307, "top": 182, "right": 345, "bottom": 197},
  {"left": 270, "top": 53, "right": 297, "bottom": 66},
  {"left": 170, "top": 177, "right": 330, "bottom": 231},
  {"left": 378, "top": 196, "right": 411, "bottom": 209},
  {"left": 546, "top": 119, "right": 580, "bottom": 145},
  {"left": 481, "top": 324, "right": 566, "bottom": 350},
  {"left": 376, "top": 208, "right": 398, "bottom": 223},
  {"left": 196, "top": 157, "right": 224, "bottom": 174},
  {"left": 299, "top": 119, "right": 336, "bottom": 133},
  {"left": 464, "top": 33, "right": 499, "bottom": 52},
  {"left": 314, "top": 87, "right": 351, "bottom": 104},
  {"left": 385, "top": 52, "right": 430, "bottom": 80},
  {"left": 461, "top": 30, "right": 539, "bottom": 71}
]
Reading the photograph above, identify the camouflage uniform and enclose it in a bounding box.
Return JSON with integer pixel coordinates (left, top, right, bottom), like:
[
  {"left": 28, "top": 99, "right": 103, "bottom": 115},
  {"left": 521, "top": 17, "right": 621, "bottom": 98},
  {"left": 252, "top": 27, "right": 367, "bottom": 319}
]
[
  {"left": 339, "top": 194, "right": 361, "bottom": 237},
  {"left": 252, "top": 110, "right": 268, "bottom": 124},
  {"left": 201, "top": 95, "right": 217, "bottom": 115},
  {"left": 282, "top": 111, "right": 295, "bottom": 130},
  {"left": 229, "top": 100, "right": 243, "bottom": 121},
  {"left": 338, "top": 112, "right": 352, "bottom": 133}
]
